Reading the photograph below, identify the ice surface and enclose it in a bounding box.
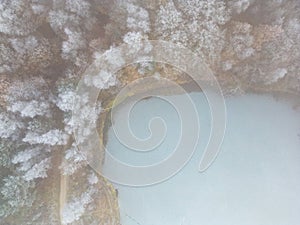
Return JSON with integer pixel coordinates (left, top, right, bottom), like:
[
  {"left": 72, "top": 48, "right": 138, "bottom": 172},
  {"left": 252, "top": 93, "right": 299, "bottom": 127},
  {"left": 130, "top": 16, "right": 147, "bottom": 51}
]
[{"left": 105, "top": 93, "right": 300, "bottom": 225}]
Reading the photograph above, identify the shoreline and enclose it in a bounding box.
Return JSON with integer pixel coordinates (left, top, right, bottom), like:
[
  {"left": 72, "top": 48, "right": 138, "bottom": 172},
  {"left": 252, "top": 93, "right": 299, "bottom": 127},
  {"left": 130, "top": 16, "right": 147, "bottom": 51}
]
[
  {"left": 97, "top": 79, "right": 300, "bottom": 224},
  {"left": 99, "top": 79, "right": 300, "bottom": 156}
]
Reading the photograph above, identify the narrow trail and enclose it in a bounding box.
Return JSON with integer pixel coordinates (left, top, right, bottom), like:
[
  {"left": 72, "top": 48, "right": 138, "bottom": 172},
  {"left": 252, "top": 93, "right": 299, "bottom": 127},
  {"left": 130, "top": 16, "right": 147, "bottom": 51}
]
[
  {"left": 58, "top": 163, "right": 120, "bottom": 225},
  {"left": 59, "top": 163, "right": 68, "bottom": 224}
]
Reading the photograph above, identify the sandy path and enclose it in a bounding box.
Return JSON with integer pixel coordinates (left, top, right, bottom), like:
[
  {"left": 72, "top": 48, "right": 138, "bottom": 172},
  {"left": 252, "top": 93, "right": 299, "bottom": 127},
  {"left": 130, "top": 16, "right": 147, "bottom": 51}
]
[{"left": 59, "top": 164, "right": 68, "bottom": 224}]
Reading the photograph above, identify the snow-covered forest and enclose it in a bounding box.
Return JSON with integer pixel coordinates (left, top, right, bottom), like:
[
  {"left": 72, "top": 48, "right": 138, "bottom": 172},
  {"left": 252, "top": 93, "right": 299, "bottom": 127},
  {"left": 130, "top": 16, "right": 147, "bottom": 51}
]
[{"left": 0, "top": 0, "right": 299, "bottom": 224}]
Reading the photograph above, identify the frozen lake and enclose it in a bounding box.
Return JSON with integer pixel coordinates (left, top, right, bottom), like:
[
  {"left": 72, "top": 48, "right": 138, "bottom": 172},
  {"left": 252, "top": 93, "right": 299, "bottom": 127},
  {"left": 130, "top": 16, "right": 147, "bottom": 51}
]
[{"left": 104, "top": 93, "right": 300, "bottom": 225}]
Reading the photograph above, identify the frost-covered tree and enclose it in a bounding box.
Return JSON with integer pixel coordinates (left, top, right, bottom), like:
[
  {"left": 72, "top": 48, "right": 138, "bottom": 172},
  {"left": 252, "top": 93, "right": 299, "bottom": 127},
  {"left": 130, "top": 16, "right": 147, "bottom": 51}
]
[
  {"left": 65, "top": 0, "right": 91, "bottom": 18},
  {"left": 228, "top": 0, "right": 252, "bottom": 14},
  {"left": 0, "top": 111, "right": 23, "bottom": 139},
  {"left": 48, "top": 9, "right": 80, "bottom": 32},
  {"left": 0, "top": 35, "right": 53, "bottom": 75},
  {"left": 47, "top": 0, "right": 98, "bottom": 68},
  {"left": 0, "top": 43, "right": 17, "bottom": 73},
  {"left": 0, "top": 139, "right": 16, "bottom": 168},
  {"left": 56, "top": 85, "right": 76, "bottom": 112},
  {"left": 10, "top": 36, "right": 39, "bottom": 55},
  {"left": 126, "top": 3, "right": 150, "bottom": 34},
  {"left": 55, "top": 83, "right": 102, "bottom": 141},
  {"left": 6, "top": 78, "right": 52, "bottom": 109},
  {"left": 62, "top": 28, "right": 87, "bottom": 63},
  {"left": 23, "top": 129, "right": 69, "bottom": 146},
  {"left": 62, "top": 186, "right": 97, "bottom": 224},
  {"left": 88, "top": 172, "right": 99, "bottom": 185},
  {"left": 155, "top": 1, "right": 183, "bottom": 38},
  {"left": 48, "top": 0, "right": 94, "bottom": 33},
  {"left": 155, "top": 0, "right": 230, "bottom": 63},
  {"left": 12, "top": 145, "right": 51, "bottom": 173},
  {"left": 0, "top": 71, "right": 73, "bottom": 222},
  {"left": 23, "top": 157, "right": 52, "bottom": 181},
  {"left": 60, "top": 144, "right": 87, "bottom": 175},
  {"left": 0, "top": 176, "right": 35, "bottom": 218},
  {"left": 92, "top": 70, "right": 118, "bottom": 89},
  {"left": 8, "top": 100, "right": 50, "bottom": 118},
  {"left": 12, "top": 147, "right": 44, "bottom": 166},
  {"left": 104, "top": 46, "right": 126, "bottom": 68},
  {"left": 0, "top": 0, "right": 47, "bottom": 36},
  {"left": 123, "top": 31, "right": 145, "bottom": 52},
  {"left": 230, "top": 22, "right": 255, "bottom": 60}
]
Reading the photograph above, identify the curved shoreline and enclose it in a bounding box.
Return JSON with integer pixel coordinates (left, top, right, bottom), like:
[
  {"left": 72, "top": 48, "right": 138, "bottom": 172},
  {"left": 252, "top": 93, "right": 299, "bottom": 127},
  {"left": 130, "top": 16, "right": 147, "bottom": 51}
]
[{"left": 97, "top": 76, "right": 300, "bottom": 224}]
